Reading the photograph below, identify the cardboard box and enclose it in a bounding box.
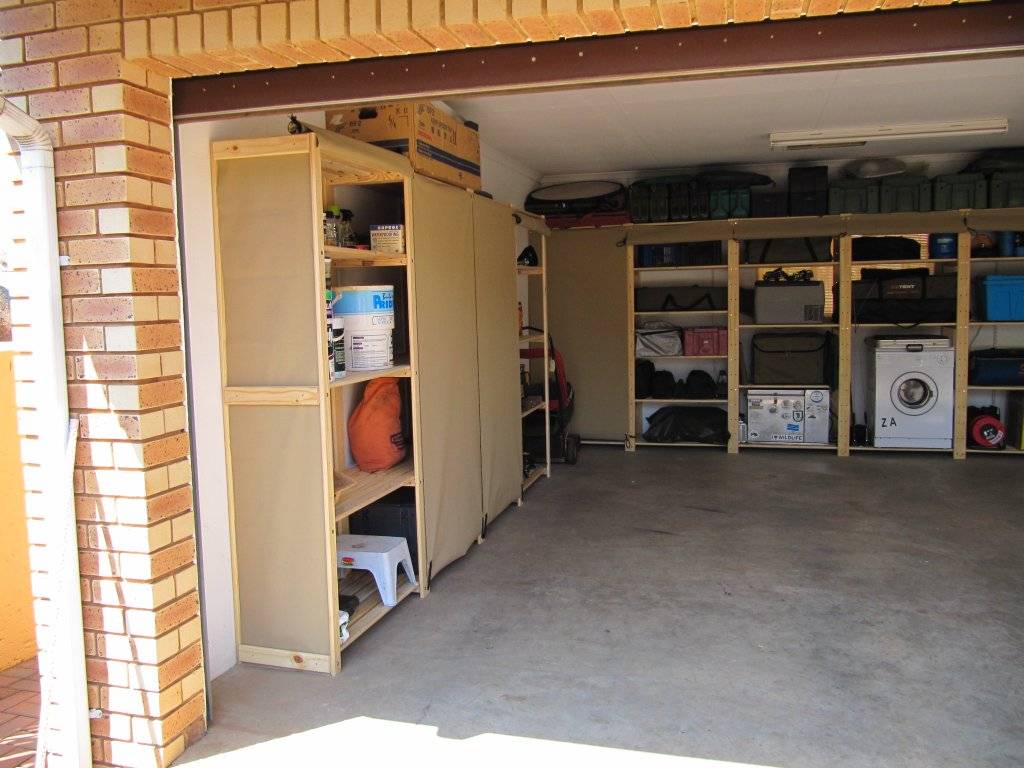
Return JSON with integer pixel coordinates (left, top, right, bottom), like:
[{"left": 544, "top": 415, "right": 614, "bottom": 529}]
[{"left": 327, "top": 102, "right": 481, "bottom": 191}]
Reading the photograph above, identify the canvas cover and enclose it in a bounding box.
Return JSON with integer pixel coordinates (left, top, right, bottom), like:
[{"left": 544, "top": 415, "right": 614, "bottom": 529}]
[
  {"left": 472, "top": 196, "right": 521, "bottom": 524},
  {"left": 412, "top": 176, "right": 485, "bottom": 579}
]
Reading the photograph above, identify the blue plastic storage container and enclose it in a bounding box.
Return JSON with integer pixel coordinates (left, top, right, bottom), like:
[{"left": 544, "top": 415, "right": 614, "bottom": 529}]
[{"left": 979, "top": 275, "right": 1024, "bottom": 321}]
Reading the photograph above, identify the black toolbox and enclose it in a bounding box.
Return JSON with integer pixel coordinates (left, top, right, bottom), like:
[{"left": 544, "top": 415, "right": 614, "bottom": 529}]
[
  {"left": 348, "top": 488, "right": 419, "bottom": 572},
  {"left": 788, "top": 167, "right": 829, "bottom": 216}
]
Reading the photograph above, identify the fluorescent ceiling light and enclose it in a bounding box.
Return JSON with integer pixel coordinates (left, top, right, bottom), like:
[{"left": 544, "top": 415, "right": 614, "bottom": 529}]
[{"left": 769, "top": 119, "right": 1008, "bottom": 150}]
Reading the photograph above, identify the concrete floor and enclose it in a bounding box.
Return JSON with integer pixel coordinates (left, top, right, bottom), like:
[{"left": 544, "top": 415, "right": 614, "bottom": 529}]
[{"left": 181, "top": 448, "right": 1024, "bottom": 768}]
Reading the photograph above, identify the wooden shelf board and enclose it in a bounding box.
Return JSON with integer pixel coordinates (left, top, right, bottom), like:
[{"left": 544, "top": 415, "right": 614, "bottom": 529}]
[
  {"left": 330, "top": 362, "right": 411, "bottom": 388},
  {"left": 339, "top": 569, "right": 417, "bottom": 651},
  {"left": 522, "top": 465, "right": 545, "bottom": 492},
  {"left": 739, "top": 384, "right": 831, "bottom": 389},
  {"left": 517, "top": 266, "right": 543, "bottom": 275},
  {"left": 740, "top": 261, "right": 837, "bottom": 270},
  {"left": 971, "top": 321, "right": 1024, "bottom": 327},
  {"left": 635, "top": 398, "right": 727, "bottom": 405},
  {"left": 635, "top": 310, "right": 728, "bottom": 317},
  {"left": 325, "top": 244, "right": 407, "bottom": 267},
  {"left": 849, "top": 446, "right": 952, "bottom": 453},
  {"left": 740, "top": 442, "right": 837, "bottom": 450},
  {"left": 634, "top": 264, "right": 727, "bottom": 272},
  {"left": 851, "top": 258, "right": 957, "bottom": 268},
  {"left": 636, "top": 355, "right": 727, "bottom": 361},
  {"left": 335, "top": 459, "right": 416, "bottom": 521},
  {"left": 853, "top": 322, "right": 954, "bottom": 328},
  {"left": 635, "top": 440, "right": 726, "bottom": 448},
  {"left": 521, "top": 397, "right": 546, "bottom": 418},
  {"left": 740, "top": 323, "right": 838, "bottom": 329},
  {"left": 970, "top": 256, "right": 1024, "bottom": 265},
  {"left": 518, "top": 333, "right": 545, "bottom": 344},
  {"left": 968, "top": 384, "right": 1024, "bottom": 391},
  {"left": 966, "top": 445, "right": 1023, "bottom": 455}
]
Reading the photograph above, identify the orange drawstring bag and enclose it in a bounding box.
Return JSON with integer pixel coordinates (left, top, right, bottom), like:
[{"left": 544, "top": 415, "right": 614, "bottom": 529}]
[{"left": 348, "top": 377, "right": 407, "bottom": 472}]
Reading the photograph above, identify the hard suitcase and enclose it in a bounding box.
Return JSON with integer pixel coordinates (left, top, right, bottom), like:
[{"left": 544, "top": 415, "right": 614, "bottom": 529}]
[
  {"left": 933, "top": 173, "right": 988, "bottom": 210},
  {"left": 828, "top": 179, "right": 880, "bottom": 214},
  {"left": 751, "top": 191, "right": 787, "bottom": 218},
  {"left": 990, "top": 171, "right": 1024, "bottom": 209},
  {"left": 684, "top": 326, "right": 728, "bottom": 356},
  {"left": 754, "top": 281, "right": 825, "bottom": 324},
  {"left": 751, "top": 332, "right": 834, "bottom": 385},
  {"left": 968, "top": 349, "right": 1024, "bottom": 386},
  {"left": 635, "top": 286, "right": 727, "bottom": 312},
  {"left": 879, "top": 175, "right": 932, "bottom": 213}
]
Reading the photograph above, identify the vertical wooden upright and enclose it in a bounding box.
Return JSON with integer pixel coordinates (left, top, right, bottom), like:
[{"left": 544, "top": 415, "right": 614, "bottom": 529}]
[
  {"left": 541, "top": 236, "right": 553, "bottom": 477},
  {"left": 726, "top": 239, "right": 741, "bottom": 453},
  {"left": 836, "top": 235, "right": 853, "bottom": 456},
  {"left": 953, "top": 230, "right": 972, "bottom": 459},
  {"left": 625, "top": 244, "right": 637, "bottom": 451}
]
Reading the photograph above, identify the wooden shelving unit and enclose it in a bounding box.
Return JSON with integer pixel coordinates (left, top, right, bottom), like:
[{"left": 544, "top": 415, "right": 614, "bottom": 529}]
[
  {"left": 626, "top": 207, "right": 1024, "bottom": 459},
  {"left": 516, "top": 212, "right": 552, "bottom": 499}
]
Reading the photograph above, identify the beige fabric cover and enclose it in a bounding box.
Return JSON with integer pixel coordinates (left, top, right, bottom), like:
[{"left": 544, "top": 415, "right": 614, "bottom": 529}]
[
  {"left": 472, "top": 196, "right": 521, "bottom": 523},
  {"left": 546, "top": 227, "right": 629, "bottom": 441},
  {"left": 412, "top": 177, "right": 484, "bottom": 578}
]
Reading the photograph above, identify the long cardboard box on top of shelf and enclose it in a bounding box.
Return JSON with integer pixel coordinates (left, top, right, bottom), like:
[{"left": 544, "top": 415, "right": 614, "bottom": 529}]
[{"left": 327, "top": 102, "right": 482, "bottom": 191}]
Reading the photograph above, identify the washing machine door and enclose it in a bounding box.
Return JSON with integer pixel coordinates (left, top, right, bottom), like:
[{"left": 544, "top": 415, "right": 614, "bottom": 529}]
[{"left": 890, "top": 371, "right": 939, "bottom": 416}]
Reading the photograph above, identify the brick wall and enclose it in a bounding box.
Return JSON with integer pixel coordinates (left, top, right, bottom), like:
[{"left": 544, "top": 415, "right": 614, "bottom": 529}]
[{"left": 0, "top": 0, "right": 961, "bottom": 766}]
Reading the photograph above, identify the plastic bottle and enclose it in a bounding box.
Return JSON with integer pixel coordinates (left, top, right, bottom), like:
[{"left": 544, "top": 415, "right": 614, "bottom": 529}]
[
  {"left": 324, "top": 209, "right": 338, "bottom": 247},
  {"left": 328, "top": 205, "right": 344, "bottom": 246},
  {"left": 338, "top": 209, "right": 356, "bottom": 247}
]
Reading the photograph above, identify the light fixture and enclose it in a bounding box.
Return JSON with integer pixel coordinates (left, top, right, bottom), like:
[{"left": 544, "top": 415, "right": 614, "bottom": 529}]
[{"left": 769, "top": 118, "right": 1008, "bottom": 150}]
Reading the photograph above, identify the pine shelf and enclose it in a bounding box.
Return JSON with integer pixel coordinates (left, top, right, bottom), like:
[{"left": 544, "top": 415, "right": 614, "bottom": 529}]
[
  {"left": 325, "top": 244, "right": 407, "bottom": 267},
  {"left": 338, "top": 569, "right": 417, "bottom": 650},
  {"left": 335, "top": 459, "right": 416, "bottom": 522},
  {"left": 329, "top": 362, "right": 412, "bottom": 388}
]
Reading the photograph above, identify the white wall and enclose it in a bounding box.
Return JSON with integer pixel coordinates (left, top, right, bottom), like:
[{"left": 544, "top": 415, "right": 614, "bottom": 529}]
[{"left": 176, "top": 110, "right": 536, "bottom": 680}]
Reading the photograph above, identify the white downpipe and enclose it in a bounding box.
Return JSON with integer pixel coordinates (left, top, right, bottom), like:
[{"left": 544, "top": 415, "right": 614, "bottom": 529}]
[{"left": 0, "top": 97, "right": 91, "bottom": 768}]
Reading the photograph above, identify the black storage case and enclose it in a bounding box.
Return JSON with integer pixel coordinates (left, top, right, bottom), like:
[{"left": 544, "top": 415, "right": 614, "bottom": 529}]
[
  {"left": 750, "top": 332, "right": 835, "bottom": 386},
  {"left": 348, "top": 488, "right": 419, "bottom": 572},
  {"left": 788, "top": 167, "right": 829, "bottom": 216}
]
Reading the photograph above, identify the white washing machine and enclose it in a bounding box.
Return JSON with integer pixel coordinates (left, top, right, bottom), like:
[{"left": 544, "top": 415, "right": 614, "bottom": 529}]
[{"left": 869, "top": 337, "right": 955, "bottom": 449}]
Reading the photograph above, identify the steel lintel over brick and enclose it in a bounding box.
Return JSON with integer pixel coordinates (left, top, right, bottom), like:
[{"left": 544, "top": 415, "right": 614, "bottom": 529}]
[{"left": 173, "top": 1, "right": 1024, "bottom": 120}]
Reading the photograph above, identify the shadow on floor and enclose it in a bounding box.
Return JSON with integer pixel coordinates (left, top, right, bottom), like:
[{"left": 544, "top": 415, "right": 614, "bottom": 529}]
[{"left": 180, "top": 448, "right": 1024, "bottom": 768}]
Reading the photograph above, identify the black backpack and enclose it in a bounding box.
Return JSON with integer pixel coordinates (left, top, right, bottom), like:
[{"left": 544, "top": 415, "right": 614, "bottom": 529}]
[
  {"left": 684, "top": 370, "right": 717, "bottom": 398},
  {"left": 635, "top": 360, "right": 654, "bottom": 399},
  {"left": 651, "top": 370, "right": 675, "bottom": 399}
]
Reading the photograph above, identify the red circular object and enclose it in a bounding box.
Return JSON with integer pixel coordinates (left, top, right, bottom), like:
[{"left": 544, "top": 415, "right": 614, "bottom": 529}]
[{"left": 970, "top": 415, "right": 1005, "bottom": 448}]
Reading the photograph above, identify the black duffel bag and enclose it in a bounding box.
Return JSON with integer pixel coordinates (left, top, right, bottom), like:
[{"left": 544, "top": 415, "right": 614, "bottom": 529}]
[
  {"left": 845, "top": 270, "right": 957, "bottom": 324},
  {"left": 643, "top": 406, "right": 729, "bottom": 444},
  {"left": 635, "top": 359, "right": 655, "bottom": 399},
  {"left": 852, "top": 236, "right": 921, "bottom": 261},
  {"left": 635, "top": 285, "right": 727, "bottom": 312}
]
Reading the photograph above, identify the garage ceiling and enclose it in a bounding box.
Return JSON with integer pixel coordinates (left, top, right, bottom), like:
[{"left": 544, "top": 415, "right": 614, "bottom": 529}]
[{"left": 446, "top": 56, "right": 1024, "bottom": 178}]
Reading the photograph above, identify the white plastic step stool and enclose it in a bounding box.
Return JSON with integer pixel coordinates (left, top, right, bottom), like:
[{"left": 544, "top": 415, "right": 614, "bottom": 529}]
[{"left": 337, "top": 534, "right": 417, "bottom": 607}]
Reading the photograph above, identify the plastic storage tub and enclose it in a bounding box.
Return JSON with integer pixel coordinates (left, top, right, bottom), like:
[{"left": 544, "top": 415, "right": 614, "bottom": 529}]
[{"left": 978, "top": 275, "right": 1024, "bottom": 321}]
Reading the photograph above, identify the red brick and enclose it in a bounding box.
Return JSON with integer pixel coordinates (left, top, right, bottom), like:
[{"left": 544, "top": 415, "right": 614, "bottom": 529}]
[
  {"left": 70, "top": 296, "right": 155, "bottom": 323},
  {"left": 142, "top": 432, "right": 189, "bottom": 465},
  {"left": 61, "top": 268, "right": 102, "bottom": 296},
  {"left": 25, "top": 27, "right": 88, "bottom": 61},
  {"left": 64, "top": 176, "right": 147, "bottom": 207},
  {"left": 95, "top": 145, "right": 174, "bottom": 180},
  {"left": 56, "top": 0, "right": 121, "bottom": 27},
  {"left": 98, "top": 208, "right": 176, "bottom": 238},
  {"left": 54, "top": 147, "right": 95, "bottom": 177},
  {"left": 58, "top": 52, "right": 142, "bottom": 87},
  {"left": 0, "top": 4, "right": 55, "bottom": 37},
  {"left": 0, "top": 62, "right": 58, "bottom": 94},
  {"left": 57, "top": 208, "right": 98, "bottom": 236},
  {"left": 67, "top": 236, "right": 154, "bottom": 266},
  {"left": 28, "top": 87, "right": 91, "bottom": 119},
  {"left": 64, "top": 326, "right": 105, "bottom": 350}
]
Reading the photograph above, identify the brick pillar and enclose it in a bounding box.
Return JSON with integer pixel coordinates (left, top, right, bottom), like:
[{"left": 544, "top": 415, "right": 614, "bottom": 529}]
[{"left": 2, "top": 10, "right": 207, "bottom": 764}]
